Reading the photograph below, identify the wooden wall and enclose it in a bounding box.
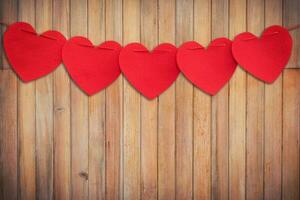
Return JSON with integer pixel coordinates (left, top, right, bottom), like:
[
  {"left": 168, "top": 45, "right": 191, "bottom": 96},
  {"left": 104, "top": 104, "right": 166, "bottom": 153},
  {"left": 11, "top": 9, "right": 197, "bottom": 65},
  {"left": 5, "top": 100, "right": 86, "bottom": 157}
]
[{"left": 0, "top": 0, "right": 299, "bottom": 199}]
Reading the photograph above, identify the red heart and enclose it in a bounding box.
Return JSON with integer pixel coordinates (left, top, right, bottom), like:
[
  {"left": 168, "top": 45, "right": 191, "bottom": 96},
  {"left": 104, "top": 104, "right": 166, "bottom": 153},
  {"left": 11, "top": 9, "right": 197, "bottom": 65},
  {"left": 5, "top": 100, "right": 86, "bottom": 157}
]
[
  {"left": 62, "top": 37, "right": 122, "bottom": 95},
  {"left": 232, "top": 25, "right": 292, "bottom": 83},
  {"left": 119, "top": 43, "right": 179, "bottom": 99},
  {"left": 177, "top": 38, "right": 237, "bottom": 95},
  {"left": 3, "top": 22, "right": 66, "bottom": 82}
]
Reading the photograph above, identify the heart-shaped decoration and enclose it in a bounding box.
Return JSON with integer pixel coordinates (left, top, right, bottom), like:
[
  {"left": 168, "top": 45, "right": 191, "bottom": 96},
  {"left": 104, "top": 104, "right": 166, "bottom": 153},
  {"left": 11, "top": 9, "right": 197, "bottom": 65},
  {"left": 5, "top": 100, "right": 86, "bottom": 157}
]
[
  {"left": 119, "top": 43, "right": 179, "bottom": 99},
  {"left": 177, "top": 38, "right": 237, "bottom": 95},
  {"left": 232, "top": 25, "right": 292, "bottom": 83},
  {"left": 3, "top": 22, "right": 66, "bottom": 82},
  {"left": 62, "top": 37, "right": 122, "bottom": 95}
]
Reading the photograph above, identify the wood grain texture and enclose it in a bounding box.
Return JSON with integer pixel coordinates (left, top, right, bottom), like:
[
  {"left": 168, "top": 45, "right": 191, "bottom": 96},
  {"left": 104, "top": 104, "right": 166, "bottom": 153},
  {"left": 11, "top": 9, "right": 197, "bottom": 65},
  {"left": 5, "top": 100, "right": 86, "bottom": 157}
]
[
  {"left": 105, "top": 0, "right": 123, "bottom": 199},
  {"left": 0, "top": 0, "right": 18, "bottom": 69},
  {"left": 229, "top": 0, "right": 247, "bottom": 199},
  {"left": 264, "top": 1, "right": 283, "bottom": 200},
  {"left": 246, "top": 0, "right": 264, "bottom": 200},
  {"left": 0, "top": 0, "right": 299, "bottom": 199},
  {"left": 87, "top": 0, "right": 106, "bottom": 199},
  {"left": 70, "top": 0, "right": 89, "bottom": 199},
  {"left": 140, "top": 0, "right": 158, "bottom": 199},
  {"left": 17, "top": 0, "right": 36, "bottom": 199},
  {"left": 123, "top": 0, "right": 141, "bottom": 199},
  {"left": 157, "top": 0, "right": 176, "bottom": 199},
  {"left": 0, "top": 70, "right": 17, "bottom": 200},
  {"left": 283, "top": 69, "right": 300, "bottom": 200},
  {"left": 211, "top": 0, "right": 230, "bottom": 199},
  {"left": 193, "top": 0, "right": 211, "bottom": 200},
  {"left": 35, "top": 0, "right": 54, "bottom": 199},
  {"left": 175, "top": 0, "right": 194, "bottom": 199},
  {"left": 0, "top": 1, "right": 18, "bottom": 199},
  {"left": 53, "top": 0, "right": 71, "bottom": 199},
  {"left": 284, "top": 0, "right": 300, "bottom": 68}
]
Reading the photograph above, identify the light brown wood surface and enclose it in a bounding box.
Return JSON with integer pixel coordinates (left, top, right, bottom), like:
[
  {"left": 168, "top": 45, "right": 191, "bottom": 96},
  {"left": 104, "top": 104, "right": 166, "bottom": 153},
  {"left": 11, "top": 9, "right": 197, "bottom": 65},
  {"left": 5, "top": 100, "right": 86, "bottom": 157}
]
[
  {"left": 0, "top": 0, "right": 299, "bottom": 199},
  {"left": 246, "top": 1, "right": 264, "bottom": 200}
]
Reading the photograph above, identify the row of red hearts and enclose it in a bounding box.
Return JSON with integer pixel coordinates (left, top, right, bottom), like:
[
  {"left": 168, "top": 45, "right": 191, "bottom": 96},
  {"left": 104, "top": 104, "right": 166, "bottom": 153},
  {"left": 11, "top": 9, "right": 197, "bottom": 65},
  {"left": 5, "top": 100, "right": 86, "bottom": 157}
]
[{"left": 3, "top": 22, "right": 293, "bottom": 99}]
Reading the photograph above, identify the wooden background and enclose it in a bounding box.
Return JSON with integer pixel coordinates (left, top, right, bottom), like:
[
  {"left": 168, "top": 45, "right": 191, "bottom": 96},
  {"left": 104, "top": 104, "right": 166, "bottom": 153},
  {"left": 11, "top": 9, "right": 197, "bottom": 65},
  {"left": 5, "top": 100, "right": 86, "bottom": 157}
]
[{"left": 0, "top": 0, "right": 299, "bottom": 199}]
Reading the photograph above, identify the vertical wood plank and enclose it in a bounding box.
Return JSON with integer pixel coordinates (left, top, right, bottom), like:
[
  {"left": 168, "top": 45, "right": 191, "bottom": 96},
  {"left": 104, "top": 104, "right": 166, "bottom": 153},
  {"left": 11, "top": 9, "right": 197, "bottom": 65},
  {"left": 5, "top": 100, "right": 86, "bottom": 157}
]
[
  {"left": 53, "top": 0, "right": 71, "bottom": 199},
  {"left": 264, "top": 1, "right": 283, "bottom": 199},
  {"left": 0, "top": 1, "right": 18, "bottom": 199},
  {"left": 0, "top": 0, "right": 18, "bottom": 69},
  {"left": 105, "top": 0, "right": 123, "bottom": 199},
  {"left": 35, "top": 0, "right": 54, "bottom": 199},
  {"left": 175, "top": 0, "right": 194, "bottom": 199},
  {"left": 158, "top": 0, "right": 176, "bottom": 199},
  {"left": 123, "top": 0, "right": 141, "bottom": 199},
  {"left": 17, "top": 0, "right": 36, "bottom": 199},
  {"left": 140, "top": 0, "right": 158, "bottom": 199},
  {"left": 246, "top": 0, "right": 264, "bottom": 200},
  {"left": 0, "top": 70, "right": 18, "bottom": 200},
  {"left": 229, "top": 0, "right": 247, "bottom": 199},
  {"left": 88, "top": 0, "right": 106, "bottom": 199},
  {"left": 193, "top": 0, "right": 211, "bottom": 199},
  {"left": 211, "top": 0, "right": 229, "bottom": 199},
  {"left": 284, "top": 0, "right": 300, "bottom": 68},
  {"left": 70, "top": 0, "right": 89, "bottom": 199},
  {"left": 282, "top": 69, "right": 300, "bottom": 200}
]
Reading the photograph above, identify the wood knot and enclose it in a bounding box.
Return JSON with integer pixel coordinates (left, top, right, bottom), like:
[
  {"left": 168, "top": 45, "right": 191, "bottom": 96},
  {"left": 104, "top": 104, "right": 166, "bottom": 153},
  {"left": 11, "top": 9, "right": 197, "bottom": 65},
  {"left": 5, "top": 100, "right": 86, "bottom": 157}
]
[
  {"left": 79, "top": 171, "right": 88, "bottom": 180},
  {"left": 55, "top": 107, "right": 65, "bottom": 112}
]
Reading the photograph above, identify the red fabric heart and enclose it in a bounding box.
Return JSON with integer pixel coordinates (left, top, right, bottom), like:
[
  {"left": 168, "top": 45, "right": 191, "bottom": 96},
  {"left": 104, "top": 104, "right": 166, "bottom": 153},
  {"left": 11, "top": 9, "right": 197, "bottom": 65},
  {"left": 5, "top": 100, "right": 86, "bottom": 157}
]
[
  {"left": 3, "top": 22, "right": 66, "bottom": 82},
  {"left": 232, "top": 25, "right": 292, "bottom": 83},
  {"left": 177, "top": 38, "right": 237, "bottom": 95},
  {"left": 119, "top": 43, "right": 179, "bottom": 99},
  {"left": 62, "top": 37, "right": 122, "bottom": 95}
]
